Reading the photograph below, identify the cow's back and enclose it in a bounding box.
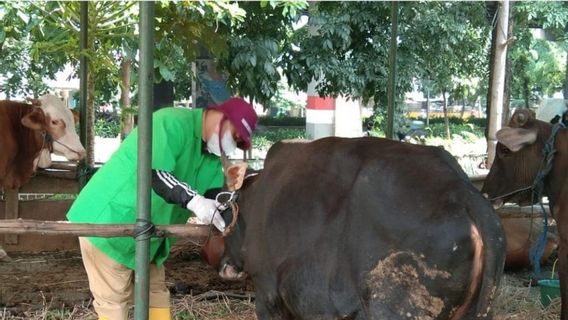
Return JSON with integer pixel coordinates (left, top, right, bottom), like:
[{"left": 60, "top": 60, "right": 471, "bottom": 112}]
[{"left": 240, "top": 137, "right": 503, "bottom": 319}]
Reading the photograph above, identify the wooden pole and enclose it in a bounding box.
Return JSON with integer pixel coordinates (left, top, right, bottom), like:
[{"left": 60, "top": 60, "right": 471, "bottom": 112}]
[
  {"left": 487, "top": 0, "right": 510, "bottom": 167},
  {"left": 0, "top": 220, "right": 213, "bottom": 240},
  {"left": 4, "top": 190, "right": 19, "bottom": 244}
]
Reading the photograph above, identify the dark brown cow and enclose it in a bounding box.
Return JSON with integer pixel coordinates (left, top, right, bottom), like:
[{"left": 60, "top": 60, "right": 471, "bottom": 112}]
[
  {"left": 216, "top": 137, "right": 506, "bottom": 319},
  {"left": 482, "top": 108, "right": 568, "bottom": 319},
  {"left": 0, "top": 95, "right": 86, "bottom": 190}
]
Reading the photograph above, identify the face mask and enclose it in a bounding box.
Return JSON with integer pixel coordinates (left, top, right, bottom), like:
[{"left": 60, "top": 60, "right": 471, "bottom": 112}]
[{"left": 207, "top": 130, "right": 237, "bottom": 156}]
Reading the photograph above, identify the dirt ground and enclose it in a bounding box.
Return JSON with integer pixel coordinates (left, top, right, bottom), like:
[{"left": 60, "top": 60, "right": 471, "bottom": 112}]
[{"left": 0, "top": 241, "right": 560, "bottom": 320}]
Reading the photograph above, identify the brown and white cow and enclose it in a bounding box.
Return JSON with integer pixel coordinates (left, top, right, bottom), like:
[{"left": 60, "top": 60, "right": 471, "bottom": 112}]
[
  {"left": 0, "top": 94, "right": 86, "bottom": 190},
  {"left": 482, "top": 108, "right": 568, "bottom": 319},
  {"left": 214, "top": 137, "right": 506, "bottom": 319}
]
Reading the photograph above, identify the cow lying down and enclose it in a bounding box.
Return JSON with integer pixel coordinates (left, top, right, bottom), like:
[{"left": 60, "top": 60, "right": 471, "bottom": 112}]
[{"left": 214, "top": 137, "right": 506, "bottom": 320}]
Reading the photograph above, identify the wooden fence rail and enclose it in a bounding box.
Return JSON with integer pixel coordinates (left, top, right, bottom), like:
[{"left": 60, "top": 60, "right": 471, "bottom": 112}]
[{"left": 0, "top": 219, "right": 213, "bottom": 241}]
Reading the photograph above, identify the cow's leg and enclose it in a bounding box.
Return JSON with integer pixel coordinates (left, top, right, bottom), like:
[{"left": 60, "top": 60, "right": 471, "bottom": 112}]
[
  {"left": 255, "top": 297, "right": 293, "bottom": 320},
  {"left": 557, "top": 214, "right": 568, "bottom": 320},
  {"left": 559, "top": 245, "right": 568, "bottom": 320},
  {"left": 552, "top": 195, "right": 568, "bottom": 320}
]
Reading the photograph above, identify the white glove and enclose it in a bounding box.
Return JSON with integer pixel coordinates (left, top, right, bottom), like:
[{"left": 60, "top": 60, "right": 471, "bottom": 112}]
[{"left": 186, "top": 195, "right": 226, "bottom": 232}]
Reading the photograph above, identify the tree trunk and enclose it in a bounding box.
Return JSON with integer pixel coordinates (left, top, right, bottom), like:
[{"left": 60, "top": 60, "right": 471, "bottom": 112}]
[
  {"left": 442, "top": 89, "right": 450, "bottom": 139},
  {"left": 426, "top": 90, "right": 430, "bottom": 126},
  {"left": 86, "top": 69, "right": 96, "bottom": 168},
  {"left": 485, "top": 2, "right": 499, "bottom": 140},
  {"left": 120, "top": 58, "right": 134, "bottom": 140},
  {"left": 523, "top": 75, "right": 530, "bottom": 108},
  {"left": 487, "top": 0, "right": 510, "bottom": 167},
  {"left": 461, "top": 97, "right": 466, "bottom": 118},
  {"left": 564, "top": 48, "right": 568, "bottom": 99},
  {"left": 502, "top": 3, "right": 514, "bottom": 126}
]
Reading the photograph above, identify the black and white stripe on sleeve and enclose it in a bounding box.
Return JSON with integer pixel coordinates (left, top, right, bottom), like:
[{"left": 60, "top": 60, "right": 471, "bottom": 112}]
[{"left": 152, "top": 169, "right": 198, "bottom": 207}]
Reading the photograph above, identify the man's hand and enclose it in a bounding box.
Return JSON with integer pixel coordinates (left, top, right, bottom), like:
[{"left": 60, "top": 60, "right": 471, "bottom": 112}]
[{"left": 186, "top": 195, "right": 226, "bottom": 232}]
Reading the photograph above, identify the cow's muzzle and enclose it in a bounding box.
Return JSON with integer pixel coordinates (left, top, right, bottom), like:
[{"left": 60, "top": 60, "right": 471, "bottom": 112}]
[{"left": 219, "top": 262, "right": 247, "bottom": 281}]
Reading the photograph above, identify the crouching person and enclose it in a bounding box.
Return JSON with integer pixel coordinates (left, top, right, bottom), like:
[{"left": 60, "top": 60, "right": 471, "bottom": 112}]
[{"left": 67, "top": 98, "right": 257, "bottom": 320}]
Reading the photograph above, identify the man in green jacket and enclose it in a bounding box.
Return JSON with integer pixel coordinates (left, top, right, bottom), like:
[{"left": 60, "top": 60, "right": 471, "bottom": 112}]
[{"left": 67, "top": 97, "right": 257, "bottom": 320}]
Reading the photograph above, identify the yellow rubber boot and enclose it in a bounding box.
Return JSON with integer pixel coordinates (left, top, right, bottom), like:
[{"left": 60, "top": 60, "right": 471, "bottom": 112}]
[{"left": 149, "top": 307, "right": 172, "bottom": 320}]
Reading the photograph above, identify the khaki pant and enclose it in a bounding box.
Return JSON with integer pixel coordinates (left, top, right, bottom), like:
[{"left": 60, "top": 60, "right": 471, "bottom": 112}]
[{"left": 79, "top": 237, "right": 170, "bottom": 320}]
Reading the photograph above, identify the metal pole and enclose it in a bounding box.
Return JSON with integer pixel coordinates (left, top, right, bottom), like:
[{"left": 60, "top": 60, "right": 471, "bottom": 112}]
[
  {"left": 79, "top": 2, "right": 88, "bottom": 189},
  {"left": 134, "top": 2, "right": 154, "bottom": 320},
  {"left": 386, "top": 1, "right": 399, "bottom": 140}
]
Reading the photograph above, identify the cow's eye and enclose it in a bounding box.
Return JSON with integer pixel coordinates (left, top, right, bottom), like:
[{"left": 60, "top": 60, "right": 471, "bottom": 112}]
[
  {"left": 499, "top": 145, "right": 511, "bottom": 155},
  {"left": 51, "top": 120, "right": 59, "bottom": 126}
]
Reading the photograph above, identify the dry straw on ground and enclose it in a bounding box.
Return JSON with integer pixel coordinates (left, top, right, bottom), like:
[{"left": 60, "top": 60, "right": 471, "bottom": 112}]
[
  {"left": 0, "top": 273, "right": 560, "bottom": 319},
  {"left": 494, "top": 273, "right": 560, "bottom": 320}
]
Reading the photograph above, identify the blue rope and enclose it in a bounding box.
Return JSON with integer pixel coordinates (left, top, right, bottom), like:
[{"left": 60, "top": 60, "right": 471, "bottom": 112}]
[{"left": 529, "top": 122, "right": 565, "bottom": 277}]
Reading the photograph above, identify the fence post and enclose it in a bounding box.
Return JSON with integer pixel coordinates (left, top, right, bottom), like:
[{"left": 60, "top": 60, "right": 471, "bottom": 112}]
[
  {"left": 134, "top": 2, "right": 155, "bottom": 320},
  {"left": 4, "top": 190, "right": 19, "bottom": 244},
  {"left": 78, "top": 2, "right": 89, "bottom": 190}
]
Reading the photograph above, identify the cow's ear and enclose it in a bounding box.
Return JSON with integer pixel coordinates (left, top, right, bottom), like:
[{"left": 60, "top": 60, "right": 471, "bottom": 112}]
[
  {"left": 225, "top": 162, "right": 248, "bottom": 191},
  {"left": 496, "top": 127, "right": 538, "bottom": 152},
  {"left": 510, "top": 109, "right": 535, "bottom": 127},
  {"left": 21, "top": 108, "right": 46, "bottom": 130}
]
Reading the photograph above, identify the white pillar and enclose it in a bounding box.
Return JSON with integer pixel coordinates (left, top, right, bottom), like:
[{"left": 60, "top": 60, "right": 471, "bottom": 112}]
[
  {"left": 305, "top": 79, "right": 335, "bottom": 139},
  {"left": 335, "top": 96, "right": 363, "bottom": 137}
]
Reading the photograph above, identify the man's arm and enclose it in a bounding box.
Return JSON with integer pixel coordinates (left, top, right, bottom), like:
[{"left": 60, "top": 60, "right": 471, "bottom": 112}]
[
  {"left": 151, "top": 169, "right": 226, "bottom": 231},
  {"left": 152, "top": 169, "right": 197, "bottom": 207}
]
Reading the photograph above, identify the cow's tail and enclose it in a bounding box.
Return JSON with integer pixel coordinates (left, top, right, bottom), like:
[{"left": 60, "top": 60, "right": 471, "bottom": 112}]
[{"left": 452, "top": 195, "right": 506, "bottom": 320}]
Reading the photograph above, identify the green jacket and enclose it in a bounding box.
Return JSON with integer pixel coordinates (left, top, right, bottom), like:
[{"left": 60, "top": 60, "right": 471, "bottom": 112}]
[{"left": 67, "top": 107, "right": 224, "bottom": 269}]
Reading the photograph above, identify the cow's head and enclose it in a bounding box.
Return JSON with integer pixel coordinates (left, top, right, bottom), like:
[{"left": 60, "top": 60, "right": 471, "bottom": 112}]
[
  {"left": 482, "top": 109, "right": 551, "bottom": 207},
  {"left": 201, "top": 161, "right": 260, "bottom": 281},
  {"left": 22, "top": 94, "right": 86, "bottom": 162}
]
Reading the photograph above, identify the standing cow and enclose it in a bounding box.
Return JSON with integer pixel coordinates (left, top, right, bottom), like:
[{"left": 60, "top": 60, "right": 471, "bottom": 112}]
[
  {"left": 0, "top": 94, "right": 86, "bottom": 190},
  {"left": 215, "top": 137, "right": 506, "bottom": 319},
  {"left": 482, "top": 109, "right": 567, "bottom": 319}
]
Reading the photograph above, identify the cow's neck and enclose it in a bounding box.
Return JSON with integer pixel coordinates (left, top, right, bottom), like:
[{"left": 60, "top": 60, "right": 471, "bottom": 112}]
[{"left": 545, "top": 129, "right": 568, "bottom": 209}]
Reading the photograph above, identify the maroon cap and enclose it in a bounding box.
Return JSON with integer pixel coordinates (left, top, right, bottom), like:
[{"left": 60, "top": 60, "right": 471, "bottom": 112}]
[{"left": 211, "top": 97, "right": 258, "bottom": 150}]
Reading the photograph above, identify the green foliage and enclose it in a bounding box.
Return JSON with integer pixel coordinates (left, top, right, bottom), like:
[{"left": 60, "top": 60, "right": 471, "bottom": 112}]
[
  {"left": 31, "top": 1, "right": 137, "bottom": 98},
  {"left": 510, "top": 2, "right": 568, "bottom": 101},
  {"left": 426, "top": 122, "right": 484, "bottom": 141},
  {"left": 282, "top": 2, "right": 393, "bottom": 107},
  {"left": 401, "top": 2, "right": 490, "bottom": 95},
  {"left": 94, "top": 115, "right": 120, "bottom": 138},
  {"left": 258, "top": 116, "right": 305, "bottom": 126},
  {"left": 154, "top": 1, "right": 246, "bottom": 100},
  {"left": 426, "top": 116, "right": 487, "bottom": 128},
  {"left": 253, "top": 128, "right": 306, "bottom": 149},
  {"left": 219, "top": 1, "right": 308, "bottom": 105},
  {"left": 0, "top": 2, "right": 51, "bottom": 97}
]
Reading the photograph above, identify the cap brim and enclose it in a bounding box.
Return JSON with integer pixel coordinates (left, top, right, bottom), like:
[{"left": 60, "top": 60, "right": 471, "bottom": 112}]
[{"left": 236, "top": 135, "right": 251, "bottom": 150}]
